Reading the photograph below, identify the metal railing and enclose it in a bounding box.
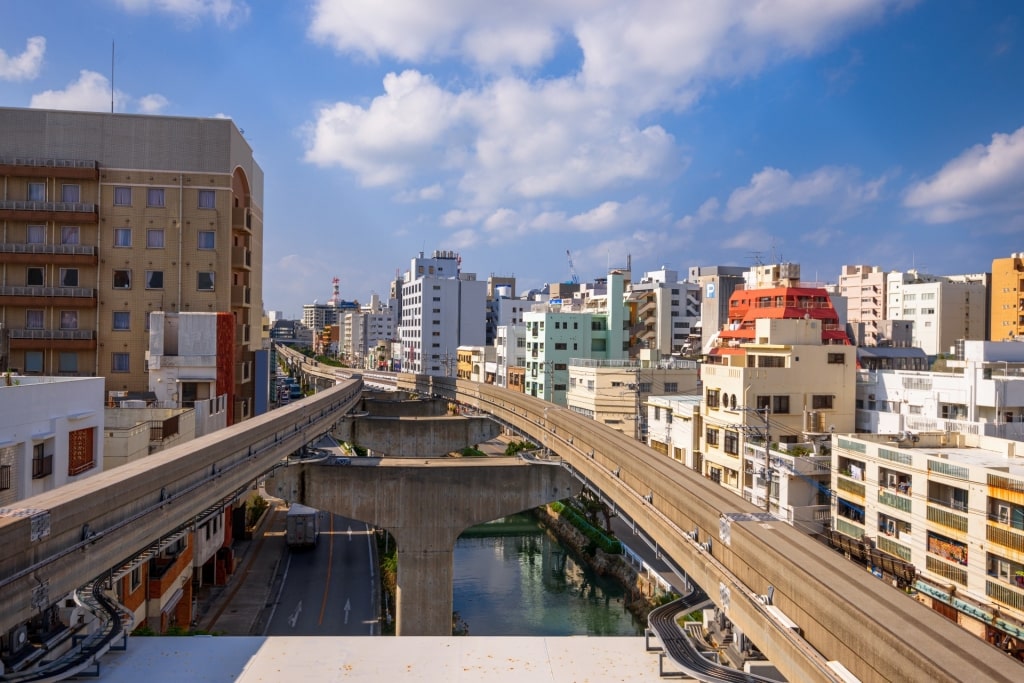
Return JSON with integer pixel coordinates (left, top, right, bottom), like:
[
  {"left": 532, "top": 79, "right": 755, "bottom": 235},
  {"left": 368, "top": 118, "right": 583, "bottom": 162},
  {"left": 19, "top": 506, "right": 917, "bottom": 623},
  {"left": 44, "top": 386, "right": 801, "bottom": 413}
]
[
  {"left": 0, "top": 285, "right": 95, "bottom": 298},
  {"left": 0, "top": 243, "right": 95, "bottom": 255},
  {"left": 0, "top": 156, "right": 97, "bottom": 169},
  {"left": 0, "top": 200, "right": 96, "bottom": 213},
  {"left": 7, "top": 329, "right": 95, "bottom": 340}
]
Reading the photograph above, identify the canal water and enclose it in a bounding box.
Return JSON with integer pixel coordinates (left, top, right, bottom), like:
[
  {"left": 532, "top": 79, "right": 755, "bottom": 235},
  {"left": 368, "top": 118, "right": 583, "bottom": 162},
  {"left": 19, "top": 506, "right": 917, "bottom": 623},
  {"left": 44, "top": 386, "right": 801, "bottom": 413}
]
[{"left": 452, "top": 513, "right": 645, "bottom": 636}]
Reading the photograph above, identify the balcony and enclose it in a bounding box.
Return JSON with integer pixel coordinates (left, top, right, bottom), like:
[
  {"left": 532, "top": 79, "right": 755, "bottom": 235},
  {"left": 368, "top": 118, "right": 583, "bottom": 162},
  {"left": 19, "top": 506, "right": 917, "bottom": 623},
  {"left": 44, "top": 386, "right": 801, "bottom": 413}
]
[
  {"left": 0, "top": 285, "right": 96, "bottom": 307},
  {"left": 0, "top": 242, "right": 97, "bottom": 266},
  {"left": 0, "top": 200, "right": 98, "bottom": 223},
  {"left": 231, "top": 245, "right": 251, "bottom": 270},
  {"left": 0, "top": 156, "right": 98, "bottom": 179},
  {"left": 8, "top": 328, "right": 96, "bottom": 351},
  {"left": 231, "top": 284, "right": 251, "bottom": 307},
  {"left": 232, "top": 206, "right": 252, "bottom": 234},
  {"left": 235, "top": 323, "right": 251, "bottom": 346},
  {"left": 235, "top": 361, "right": 252, "bottom": 384}
]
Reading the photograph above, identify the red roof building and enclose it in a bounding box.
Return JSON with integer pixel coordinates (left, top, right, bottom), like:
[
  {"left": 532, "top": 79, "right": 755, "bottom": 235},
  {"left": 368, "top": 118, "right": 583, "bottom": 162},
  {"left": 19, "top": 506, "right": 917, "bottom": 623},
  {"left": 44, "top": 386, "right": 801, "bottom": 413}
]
[{"left": 711, "top": 286, "right": 851, "bottom": 355}]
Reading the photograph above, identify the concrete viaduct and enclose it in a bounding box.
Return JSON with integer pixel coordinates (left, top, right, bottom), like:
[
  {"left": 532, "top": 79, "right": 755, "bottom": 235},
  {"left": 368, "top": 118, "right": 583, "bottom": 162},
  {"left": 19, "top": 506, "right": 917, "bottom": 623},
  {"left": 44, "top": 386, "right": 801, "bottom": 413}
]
[{"left": 1, "top": 370, "right": 1022, "bottom": 682}]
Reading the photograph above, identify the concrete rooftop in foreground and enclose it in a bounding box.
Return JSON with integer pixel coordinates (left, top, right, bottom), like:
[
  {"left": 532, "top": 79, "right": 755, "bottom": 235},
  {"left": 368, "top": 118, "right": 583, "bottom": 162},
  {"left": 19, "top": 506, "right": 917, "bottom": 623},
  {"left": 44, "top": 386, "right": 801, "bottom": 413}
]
[{"left": 97, "top": 636, "right": 667, "bottom": 682}]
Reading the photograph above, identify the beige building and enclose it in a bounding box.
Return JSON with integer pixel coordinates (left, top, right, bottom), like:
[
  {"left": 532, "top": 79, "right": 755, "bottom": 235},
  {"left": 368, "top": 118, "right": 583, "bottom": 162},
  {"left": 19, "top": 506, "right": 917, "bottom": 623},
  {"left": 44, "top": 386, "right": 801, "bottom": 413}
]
[
  {"left": 0, "top": 108, "right": 263, "bottom": 424},
  {"left": 831, "top": 430, "right": 1024, "bottom": 651},
  {"left": 839, "top": 264, "right": 887, "bottom": 346},
  {"left": 566, "top": 351, "right": 699, "bottom": 440},
  {"left": 991, "top": 253, "right": 1024, "bottom": 342},
  {"left": 699, "top": 318, "right": 856, "bottom": 514}
]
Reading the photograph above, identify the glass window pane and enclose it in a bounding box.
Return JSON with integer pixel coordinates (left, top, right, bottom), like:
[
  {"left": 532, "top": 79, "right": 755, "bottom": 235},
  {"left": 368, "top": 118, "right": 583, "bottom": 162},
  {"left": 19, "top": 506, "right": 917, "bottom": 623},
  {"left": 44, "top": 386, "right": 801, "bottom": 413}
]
[
  {"left": 62, "top": 184, "right": 80, "bottom": 203},
  {"left": 59, "top": 353, "right": 78, "bottom": 373},
  {"left": 60, "top": 311, "right": 78, "bottom": 329},
  {"left": 146, "top": 270, "right": 164, "bottom": 289},
  {"left": 112, "top": 352, "right": 129, "bottom": 372},
  {"left": 114, "top": 228, "right": 131, "bottom": 247},
  {"left": 26, "top": 310, "right": 43, "bottom": 328},
  {"left": 113, "top": 311, "right": 130, "bottom": 330},
  {"left": 197, "top": 272, "right": 215, "bottom": 291},
  {"left": 27, "top": 225, "right": 44, "bottom": 244},
  {"left": 60, "top": 269, "right": 78, "bottom": 287},
  {"left": 28, "top": 183, "right": 45, "bottom": 201},
  {"left": 147, "top": 229, "right": 164, "bottom": 248},
  {"left": 27, "top": 267, "right": 44, "bottom": 286},
  {"left": 25, "top": 351, "right": 43, "bottom": 373},
  {"left": 113, "top": 186, "right": 132, "bottom": 205},
  {"left": 198, "top": 190, "right": 215, "bottom": 209},
  {"left": 112, "top": 270, "right": 131, "bottom": 289},
  {"left": 61, "top": 226, "right": 80, "bottom": 245},
  {"left": 147, "top": 188, "right": 165, "bottom": 207},
  {"left": 198, "top": 231, "right": 215, "bottom": 249}
]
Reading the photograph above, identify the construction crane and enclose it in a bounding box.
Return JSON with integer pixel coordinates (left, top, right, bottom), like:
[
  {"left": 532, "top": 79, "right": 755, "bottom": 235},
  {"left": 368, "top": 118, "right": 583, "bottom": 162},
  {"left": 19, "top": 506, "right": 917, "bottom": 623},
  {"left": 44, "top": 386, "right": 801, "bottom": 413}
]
[{"left": 566, "top": 249, "right": 579, "bottom": 285}]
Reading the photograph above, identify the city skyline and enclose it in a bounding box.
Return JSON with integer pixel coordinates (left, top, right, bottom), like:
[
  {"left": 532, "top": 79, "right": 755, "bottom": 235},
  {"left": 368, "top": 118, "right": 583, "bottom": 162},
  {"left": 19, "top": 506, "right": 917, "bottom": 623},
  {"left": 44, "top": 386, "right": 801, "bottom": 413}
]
[{"left": 1, "top": 1, "right": 1021, "bottom": 317}]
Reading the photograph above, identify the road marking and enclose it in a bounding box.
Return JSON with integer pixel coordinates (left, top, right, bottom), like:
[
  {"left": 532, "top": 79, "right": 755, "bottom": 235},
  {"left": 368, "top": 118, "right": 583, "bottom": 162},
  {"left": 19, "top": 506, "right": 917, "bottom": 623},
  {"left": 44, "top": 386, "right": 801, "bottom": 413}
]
[
  {"left": 318, "top": 513, "right": 335, "bottom": 626},
  {"left": 347, "top": 524, "right": 353, "bottom": 541},
  {"left": 287, "top": 600, "right": 303, "bottom": 628},
  {"left": 344, "top": 598, "right": 351, "bottom": 625}
]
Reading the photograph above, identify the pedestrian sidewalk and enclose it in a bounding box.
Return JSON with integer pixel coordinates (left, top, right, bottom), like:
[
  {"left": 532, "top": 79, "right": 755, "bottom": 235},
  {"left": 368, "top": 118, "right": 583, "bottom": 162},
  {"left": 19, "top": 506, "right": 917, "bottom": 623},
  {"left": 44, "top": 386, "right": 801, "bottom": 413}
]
[{"left": 193, "top": 497, "right": 289, "bottom": 635}]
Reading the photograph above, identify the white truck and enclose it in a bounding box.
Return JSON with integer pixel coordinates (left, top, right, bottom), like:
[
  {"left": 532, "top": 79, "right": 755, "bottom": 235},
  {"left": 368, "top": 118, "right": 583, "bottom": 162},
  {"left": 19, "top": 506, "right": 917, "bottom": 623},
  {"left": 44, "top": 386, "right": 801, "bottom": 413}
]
[{"left": 285, "top": 503, "right": 320, "bottom": 549}]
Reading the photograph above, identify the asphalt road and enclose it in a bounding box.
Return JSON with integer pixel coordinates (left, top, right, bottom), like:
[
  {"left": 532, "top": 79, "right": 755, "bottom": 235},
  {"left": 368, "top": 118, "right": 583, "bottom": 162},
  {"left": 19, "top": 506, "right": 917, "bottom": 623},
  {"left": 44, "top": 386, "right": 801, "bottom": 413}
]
[{"left": 267, "top": 513, "right": 380, "bottom": 636}]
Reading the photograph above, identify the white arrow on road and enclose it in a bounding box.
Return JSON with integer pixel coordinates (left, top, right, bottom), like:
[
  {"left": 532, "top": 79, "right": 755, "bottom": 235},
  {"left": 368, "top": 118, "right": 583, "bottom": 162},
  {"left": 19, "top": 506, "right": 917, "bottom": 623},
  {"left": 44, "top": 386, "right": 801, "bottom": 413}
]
[
  {"left": 344, "top": 598, "right": 351, "bottom": 625},
  {"left": 347, "top": 525, "right": 353, "bottom": 541},
  {"left": 287, "top": 601, "right": 303, "bottom": 628}
]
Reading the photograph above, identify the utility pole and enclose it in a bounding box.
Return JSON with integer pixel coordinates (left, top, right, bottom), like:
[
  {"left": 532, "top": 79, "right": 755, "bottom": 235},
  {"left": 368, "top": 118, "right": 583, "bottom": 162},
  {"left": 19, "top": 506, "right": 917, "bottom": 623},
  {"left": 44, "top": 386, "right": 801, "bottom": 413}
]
[{"left": 757, "top": 406, "right": 773, "bottom": 512}]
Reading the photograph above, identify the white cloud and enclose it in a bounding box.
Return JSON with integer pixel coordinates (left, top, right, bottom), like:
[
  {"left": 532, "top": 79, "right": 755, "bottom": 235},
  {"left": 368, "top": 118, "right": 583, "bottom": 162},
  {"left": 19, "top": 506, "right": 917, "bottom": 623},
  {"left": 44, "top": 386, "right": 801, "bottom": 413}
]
[
  {"left": 903, "top": 125, "right": 1024, "bottom": 223},
  {"left": 801, "top": 227, "right": 842, "bottom": 247},
  {"left": 137, "top": 94, "right": 170, "bottom": 114},
  {"left": 29, "top": 70, "right": 170, "bottom": 114},
  {"left": 722, "top": 228, "right": 765, "bottom": 250},
  {"left": 676, "top": 197, "right": 720, "bottom": 228},
  {"left": 724, "top": 166, "right": 883, "bottom": 221},
  {"left": 114, "top": 0, "right": 249, "bottom": 26},
  {"left": 0, "top": 36, "right": 45, "bottom": 81},
  {"left": 441, "top": 208, "right": 485, "bottom": 228}
]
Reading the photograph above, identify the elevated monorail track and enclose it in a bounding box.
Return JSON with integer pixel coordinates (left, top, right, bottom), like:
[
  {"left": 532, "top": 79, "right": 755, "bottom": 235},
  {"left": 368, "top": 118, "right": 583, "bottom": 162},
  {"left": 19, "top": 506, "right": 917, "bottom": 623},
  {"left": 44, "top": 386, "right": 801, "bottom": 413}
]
[
  {"left": 0, "top": 379, "right": 362, "bottom": 635},
  {"left": 405, "top": 374, "right": 1023, "bottom": 683}
]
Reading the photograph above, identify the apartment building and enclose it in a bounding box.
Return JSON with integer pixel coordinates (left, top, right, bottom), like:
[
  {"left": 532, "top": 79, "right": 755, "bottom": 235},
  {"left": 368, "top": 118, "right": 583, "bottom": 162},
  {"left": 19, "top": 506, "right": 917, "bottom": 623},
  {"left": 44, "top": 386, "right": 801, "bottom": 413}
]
[
  {"left": 494, "top": 323, "right": 525, "bottom": 389},
  {"left": 700, "top": 318, "right": 856, "bottom": 517},
  {"left": 626, "top": 267, "right": 700, "bottom": 357},
  {"left": 398, "top": 250, "right": 486, "bottom": 376},
  {"left": 839, "top": 264, "right": 888, "bottom": 346},
  {"left": 646, "top": 394, "right": 703, "bottom": 470},
  {"left": 0, "top": 108, "right": 263, "bottom": 424},
  {"left": 831, "top": 431, "right": 1024, "bottom": 651},
  {"left": 566, "top": 351, "right": 699, "bottom": 440},
  {"left": 856, "top": 340, "right": 1024, "bottom": 442},
  {"left": 523, "top": 270, "right": 628, "bottom": 404},
  {"left": 886, "top": 270, "right": 988, "bottom": 356},
  {"left": 991, "top": 253, "right": 1024, "bottom": 341}
]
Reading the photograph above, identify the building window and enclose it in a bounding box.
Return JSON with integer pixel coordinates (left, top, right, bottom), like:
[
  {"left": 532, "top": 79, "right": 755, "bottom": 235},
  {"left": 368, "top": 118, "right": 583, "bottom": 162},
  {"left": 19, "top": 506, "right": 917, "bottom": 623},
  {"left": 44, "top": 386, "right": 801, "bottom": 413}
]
[
  {"left": 146, "top": 270, "right": 164, "bottom": 290},
  {"left": 664, "top": 382, "right": 678, "bottom": 393},
  {"left": 772, "top": 395, "right": 790, "bottom": 414},
  {"left": 147, "top": 188, "right": 165, "bottom": 207},
  {"left": 812, "top": 395, "right": 834, "bottom": 409},
  {"left": 112, "top": 269, "right": 132, "bottom": 289},
  {"left": 61, "top": 226, "right": 80, "bottom": 245},
  {"left": 32, "top": 442, "right": 52, "bottom": 478},
  {"left": 147, "top": 228, "right": 165, "bottom": 248},
  {"left": 26, "top": 309, "right": 43, "bottom": 329},
  {"left": 198, "top": 230, "right": 216, "bottom": 249},
  {"left": 111, "top": 352, "right": 130, "bottom": 373},
  {"left": 26, "top": 266, "right": 44, "bottom": 287},
  {"left": 68, "top": 427, "right": 95, "bottom": 476},
  {"left": 113, "top": 311, "right": 130, "bottom": 330},
  {"left": 113, "top": 227, "right": 132, "bottom": 247},
  {"left": 27, "top": 224, "right": 44, "bottom": 244},
  {"left": 28, "top": 182, "right": 45, "bottom": 201},
  {"left": 130, "top": 566, "right": 141, "bottom": 592},
  {"left": 198, "top": 189, "right": 216, "bottom": 209},
  {"left": 24, "top": 351, "right": 43, "bottom": 373},
  {"left": 0, "top": 464, "right": 10, "bottom": 491},
  {"left": 827, "top": 353, "right": 845, "bottom": 364},
  {"left": 60, "top": 268, "right": 79, "bottom": 287},
  {"left": 724, "top": 430, "right": 739, "bottom": 455},
  {"left": 705, "top": 427, "right": 720, "bottom": 447},
  {"left": 60, "top": 310, "right": 78, "bottom": 329},
  {"left": 706, "top": 389, "right": 720, "bottom": 408},
  {"left": 197, "top": 272, "right": 215, "bottom": 291},
  {"left": 555, "top": 342, "right": 567, "bottom": 350},
  {"left": 61, "top": 184, "right": 80, "bottom": 203},
  {"left": 58, "top": 352, "right": 78, "bottom": 373},
  {"left": 113, "top": 186, "right": 132, "bottom": 206}
]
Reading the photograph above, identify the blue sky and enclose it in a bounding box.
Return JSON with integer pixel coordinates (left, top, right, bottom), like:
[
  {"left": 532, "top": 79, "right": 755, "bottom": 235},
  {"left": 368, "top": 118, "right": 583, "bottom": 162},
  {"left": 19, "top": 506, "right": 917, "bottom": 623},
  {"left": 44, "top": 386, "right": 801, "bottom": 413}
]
[{"left": 1, "top": 1, "right": 1021, "bottom": 317}]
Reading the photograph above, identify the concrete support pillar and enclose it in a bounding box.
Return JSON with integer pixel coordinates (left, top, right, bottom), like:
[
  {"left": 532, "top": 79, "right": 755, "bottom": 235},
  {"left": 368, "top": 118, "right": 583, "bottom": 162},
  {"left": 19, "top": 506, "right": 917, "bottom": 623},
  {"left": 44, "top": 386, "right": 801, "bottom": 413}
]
[{"left": 393, "top": 543, "right": 455, "bottom": 636}]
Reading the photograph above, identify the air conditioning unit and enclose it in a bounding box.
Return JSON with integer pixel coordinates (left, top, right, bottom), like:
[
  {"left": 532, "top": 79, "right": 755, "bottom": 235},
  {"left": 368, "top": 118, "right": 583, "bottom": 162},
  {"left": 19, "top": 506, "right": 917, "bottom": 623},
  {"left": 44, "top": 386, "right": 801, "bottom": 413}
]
[
  {"left": 886, "top": 520, "right": 896, "bottom": 536},
  {"left": 3, "top": 623, "right": 29, "bottom": 657},
  {"left": 887, "top": 473, "right": 898, "bottom": 488}
]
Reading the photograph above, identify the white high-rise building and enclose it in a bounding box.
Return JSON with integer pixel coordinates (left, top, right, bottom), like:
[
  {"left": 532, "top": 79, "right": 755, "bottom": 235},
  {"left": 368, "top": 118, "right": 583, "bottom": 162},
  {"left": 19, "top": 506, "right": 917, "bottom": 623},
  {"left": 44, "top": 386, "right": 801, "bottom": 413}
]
[
  {"left": 887, "top": 270, "right": 988, "bottom": 356},
  {"left": 627, "top": 267, "right": 701, "bottom": 356},
  {"left": 398, "top": 251, "right": 486, "bottom": 376}
]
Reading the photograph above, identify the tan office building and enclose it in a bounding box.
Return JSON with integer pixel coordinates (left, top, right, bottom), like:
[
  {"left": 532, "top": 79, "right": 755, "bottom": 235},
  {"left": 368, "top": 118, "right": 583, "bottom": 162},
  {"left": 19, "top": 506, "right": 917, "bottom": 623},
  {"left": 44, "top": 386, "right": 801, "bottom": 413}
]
[
  {"left": 0, "top": 108, "right": 263, "bottom": 423},
  {"left": 991, "top": 253, "right": 1024, "bottom": 342}
]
